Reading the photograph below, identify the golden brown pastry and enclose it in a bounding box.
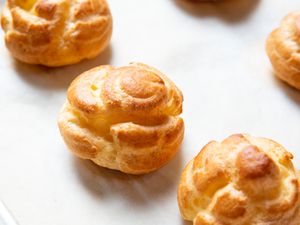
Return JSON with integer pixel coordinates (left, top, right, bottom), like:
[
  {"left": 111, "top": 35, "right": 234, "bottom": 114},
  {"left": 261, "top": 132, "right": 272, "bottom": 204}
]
[
  {"left": 58, "top": 62, "right": 184, "bottom": 174},
  {"left": 266, "top": 13, "right": 300, "bottom": 90},
  {"left": 1, "top": 0, "right": 112, "bottom": 66},
  {"left": 178, "top": 134, "right": 300, "bottom": 225}
]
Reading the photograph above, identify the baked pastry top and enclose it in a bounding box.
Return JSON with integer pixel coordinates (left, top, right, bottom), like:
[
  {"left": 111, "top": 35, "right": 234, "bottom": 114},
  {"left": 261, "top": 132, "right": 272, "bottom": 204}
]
[
  {"left": 178, "top": 134, "right": 300, "bottom": 225},
  {"left": 266, "top": 13, "right": 300, "bottom": 90},
  {"left": 1, "top": 0, "right": 112, "bottom": 66},
  {"left": 58, "top": 62, "right": 184, "bottom": 174}
]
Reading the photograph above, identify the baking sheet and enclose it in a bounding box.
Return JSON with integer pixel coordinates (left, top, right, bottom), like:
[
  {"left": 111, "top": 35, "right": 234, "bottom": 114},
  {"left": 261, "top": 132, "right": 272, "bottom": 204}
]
[{"left": 0, "top": 0, "right": 300, "bottom": 224}]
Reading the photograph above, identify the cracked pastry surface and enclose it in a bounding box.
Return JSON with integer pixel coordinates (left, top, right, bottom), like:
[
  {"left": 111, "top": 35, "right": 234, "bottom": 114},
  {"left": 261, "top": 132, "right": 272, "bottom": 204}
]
[
  {"left": 1, "top": 0, "right": 112, "bottom": 66},
  {"left": 58, "top": 62, "right": 184, "bottom": 174},
  {"left": 266, "top": 12, "right": 300, "bottom": 90},
  {"left": 178, "top": 134, "right": 300, "bottom": 225}
]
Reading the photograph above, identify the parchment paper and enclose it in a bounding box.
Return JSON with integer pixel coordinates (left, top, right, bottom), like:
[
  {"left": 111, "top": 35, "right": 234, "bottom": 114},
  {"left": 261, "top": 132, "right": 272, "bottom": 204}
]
[{"left": 0, "top": 0, "right": 300, "bottom": 224}]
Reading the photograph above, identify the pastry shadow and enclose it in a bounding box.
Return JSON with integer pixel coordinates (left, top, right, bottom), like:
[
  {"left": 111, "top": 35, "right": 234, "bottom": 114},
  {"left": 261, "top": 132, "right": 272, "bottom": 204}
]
[
  {"left": 181, "top": 220, "right": 192, "bottom": 225},
  {"left": 272, "top": 73, "right": 300, "bottom": 106},
  {"left": 12, "top": 45, "right": 113, "bottom": 90},
  {"left": 73, "top": 145, "right": 184, "bottom": 205},
  {"left": 174, "top": 0, "right": 260, "bottom": 23}
]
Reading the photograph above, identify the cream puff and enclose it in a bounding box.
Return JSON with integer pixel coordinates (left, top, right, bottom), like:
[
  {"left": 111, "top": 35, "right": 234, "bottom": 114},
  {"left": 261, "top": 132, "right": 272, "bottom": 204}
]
[
  {"left": 58, "top": 62, "right": 184, "bottom": 174},
  {"left": 266, "top": 13, "right": 300, "bottom": 90},
  {"left": 178, "top": 134, "right": 300, "bottom": 225},
  {"left": 1, "top": 0, "right": 112, "bottom": 66}
]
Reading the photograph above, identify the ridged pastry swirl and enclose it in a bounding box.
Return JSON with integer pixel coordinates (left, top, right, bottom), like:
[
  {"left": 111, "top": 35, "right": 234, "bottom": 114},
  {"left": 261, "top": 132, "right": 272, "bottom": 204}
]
[
  {"left": 178, "top": 134, "right": 300, "bottom": 225},
  {"left": 58, "top": 63, "right": 184, "bottom": 174},
  {"left": 1, "top": 0, "right": 112, "bottom": 66},
  {"left": 266, "top": 13, "right": 300, "bottom": 90}
]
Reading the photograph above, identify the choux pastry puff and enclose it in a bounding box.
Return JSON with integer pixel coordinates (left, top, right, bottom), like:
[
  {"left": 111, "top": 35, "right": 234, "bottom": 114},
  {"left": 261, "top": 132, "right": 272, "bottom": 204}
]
[
  {"left": 266, "top": 13, "right": 300, "bottom": 90},
  {"left": 1, "top": 0, "right": 112, "bottom": 66},
  {"left": 58, "top": 63, "right": 184, "bottom": 174},
  {"left": 178, "top": 134, "right": 300, "bottom": 225}
]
